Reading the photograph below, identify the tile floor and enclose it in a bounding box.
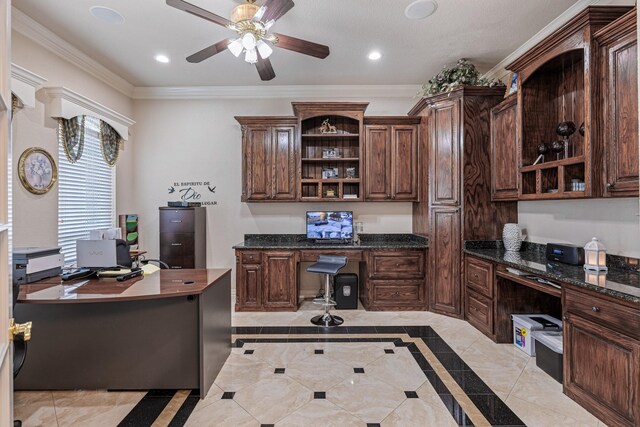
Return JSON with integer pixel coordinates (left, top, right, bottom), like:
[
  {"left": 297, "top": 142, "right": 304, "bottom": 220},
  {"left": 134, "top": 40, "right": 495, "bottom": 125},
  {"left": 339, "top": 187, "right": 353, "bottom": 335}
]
[{"left": 13, "top": 303, "right": 609, "bottom": 426}]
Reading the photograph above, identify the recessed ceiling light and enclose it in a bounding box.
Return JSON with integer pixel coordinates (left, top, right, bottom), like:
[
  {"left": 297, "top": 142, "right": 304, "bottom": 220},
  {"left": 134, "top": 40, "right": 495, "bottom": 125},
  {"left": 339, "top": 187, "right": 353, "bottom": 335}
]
[
  {"left": 368, "top": 51, "right": 382, "bottom": 61},
  {"left": 405, "top": 0, "right": 438, "bottom": 20},
  {"left": 89, "top": 6, "right": 125, "bottom": 25},
  {"left": 154, "top": 54, "right": 170, "bottom": 64}
]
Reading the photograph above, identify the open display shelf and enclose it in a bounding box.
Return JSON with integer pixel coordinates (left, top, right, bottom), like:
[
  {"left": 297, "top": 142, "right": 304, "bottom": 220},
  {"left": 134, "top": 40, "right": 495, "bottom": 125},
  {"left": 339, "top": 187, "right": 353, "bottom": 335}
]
[
  {"left": 300, "top": 114, "right": 362, "bottom": 201},
  {"left": 518, "top": 49, "right": 589, "bottom": 199}
]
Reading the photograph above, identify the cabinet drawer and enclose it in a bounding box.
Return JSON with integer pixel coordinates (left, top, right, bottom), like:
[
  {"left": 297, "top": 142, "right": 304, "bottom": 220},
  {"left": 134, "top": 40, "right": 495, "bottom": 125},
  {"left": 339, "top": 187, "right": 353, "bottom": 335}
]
[
  {"left": 368, "top": 250, "right": 425, "bottom": 279},
  {"left": 299, "top": 250, "right": 363, "bottom": 262},
  {"left": 564, "top": 287, "right": 640, "bottom": 340},
  {"left": 465, "top": 257, "right": 494, "bottom": 298},
  {"left": 160, "top": 209, "right": 195, "bottom": 233},
  {"left": 160, "top": 232, "right": 195, "bottom": 269},
  {"left": 241, "top": 251, "right": 262, "bottom": 264},
  {"left": 369, "top": 280, "right": 424, "bottom": 306},
  {"left": 465, "top": 289, "right": 493, "bottom": 335}
]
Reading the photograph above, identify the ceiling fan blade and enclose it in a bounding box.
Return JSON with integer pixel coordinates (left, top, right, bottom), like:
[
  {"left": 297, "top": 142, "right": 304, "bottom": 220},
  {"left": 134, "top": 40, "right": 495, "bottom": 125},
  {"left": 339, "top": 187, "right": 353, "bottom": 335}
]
[
  {"left": 186, "top": 39, "right": 230, "bottom": 63},
  {"left": 255, "top": 57, "right": 276, "bottom": 81},
  {"left": 254, "top": 0, "right": 295, "bottom": 22},
  {"left": 272, "top": 34, "right": 330, "bottom": 59},
  {"left": 166, "top": 0, "right": 232, "bottom": 27}
]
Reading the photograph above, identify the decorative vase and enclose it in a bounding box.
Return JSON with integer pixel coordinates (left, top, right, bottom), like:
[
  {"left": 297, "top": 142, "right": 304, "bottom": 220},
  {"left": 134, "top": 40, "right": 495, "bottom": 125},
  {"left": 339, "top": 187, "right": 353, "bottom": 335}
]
[{"left": 502, "top": 223, "right": 523, "bottom": 252}]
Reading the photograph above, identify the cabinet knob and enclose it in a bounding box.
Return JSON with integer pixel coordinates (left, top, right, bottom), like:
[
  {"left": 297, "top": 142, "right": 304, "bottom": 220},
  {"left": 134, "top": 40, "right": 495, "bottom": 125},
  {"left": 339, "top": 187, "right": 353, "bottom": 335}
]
[
  {"left": 592, "top": 306, "right": 600, "bottom": 312},
  {"left": 606, "top": 183, "right": 615, "bottom": 190},
  {"left": 562, "top": 314, "right": 569, "bottom": 321},
  {"left": 473, "top": 273, "right": 479, "bottom": 278},
  {"left": 249, "top": 255, "right": 254, "bottom": 260},
  {"left": 395, "top": 263, "right": 400, "bottom": 267}
]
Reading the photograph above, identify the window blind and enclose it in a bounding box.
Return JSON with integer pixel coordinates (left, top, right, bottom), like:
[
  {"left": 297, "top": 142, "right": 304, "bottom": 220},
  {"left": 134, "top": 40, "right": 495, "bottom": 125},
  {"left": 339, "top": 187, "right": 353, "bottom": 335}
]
[{"left": 58, "top": 116, "right": 115, "bottom": 266}]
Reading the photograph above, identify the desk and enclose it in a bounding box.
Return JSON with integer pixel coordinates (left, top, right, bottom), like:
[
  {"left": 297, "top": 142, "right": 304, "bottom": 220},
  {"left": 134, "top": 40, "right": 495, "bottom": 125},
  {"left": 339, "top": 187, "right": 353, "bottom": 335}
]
[
  {"left": 233, "top": 234, "right": 429, "bottom": 311},
  {"left": 14, "top": 269, "right": 231, "bottom": 396}
]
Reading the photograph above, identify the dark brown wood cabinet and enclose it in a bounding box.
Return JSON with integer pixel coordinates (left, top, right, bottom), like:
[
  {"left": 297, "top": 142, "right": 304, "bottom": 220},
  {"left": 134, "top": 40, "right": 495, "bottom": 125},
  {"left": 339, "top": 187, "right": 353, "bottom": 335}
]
[
  {"left": 429, "top": 207, "right": 461, "bottom": 316},
  {"left": 363, "top": 118, "right": 420, "bottom": 202},
  {"left": 237, "top": 117, "right": 297, "bottom": 202},
  {"left": 595, "top": 8, "right": 639, "bottom": 197},
  {"left": 490, "top": 95, "right": 519, "bottom": 201},
  {"left": 159, "top": 207, "right": 206, "bottom": 269},
  {"left": 360, "top": 249, "right": 428, "bottom": 311},
  {"left": 410, "top": 86, "right": 517, "bottom": 318},
  {"left": 563, "top": 285, "right": 640, "bottom": 427}
]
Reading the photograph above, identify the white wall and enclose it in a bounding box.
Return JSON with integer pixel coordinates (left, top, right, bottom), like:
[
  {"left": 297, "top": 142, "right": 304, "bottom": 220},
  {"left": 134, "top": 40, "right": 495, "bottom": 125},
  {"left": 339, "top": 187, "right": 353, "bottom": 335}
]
[
  {"left": 518, "top": 199, "right": 640, "bottom": 257},
  {"left": 130, "top": 96, "right": 417, "bottom": 274},
  {"left": 11, "top": 31, "right": 134, "bottom": 248}
]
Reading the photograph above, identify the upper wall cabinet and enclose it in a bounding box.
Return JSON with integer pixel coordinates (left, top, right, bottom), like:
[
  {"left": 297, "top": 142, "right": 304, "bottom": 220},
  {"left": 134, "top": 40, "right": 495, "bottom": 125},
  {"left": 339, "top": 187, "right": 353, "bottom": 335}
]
[
  {"left": 237, "top": 117, "right": 298, "bottom": 202},
  {"left": 490, "top": 95, "right": 519, "bottom": 201},
  {"left": 363, "top": 117, "right": 420, "bottom": 202},
  {"left": 594, "top": 8, "right": 639, "bottom": 197},
  {"left": 506, "top": 6, "right": 633, "bottom": 200}
]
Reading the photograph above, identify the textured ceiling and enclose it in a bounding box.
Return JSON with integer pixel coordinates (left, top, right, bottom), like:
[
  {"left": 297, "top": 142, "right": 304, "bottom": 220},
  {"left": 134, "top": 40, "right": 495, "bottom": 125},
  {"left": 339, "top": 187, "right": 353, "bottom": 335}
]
[{"left": 14, "top": 0, "right": 579, "bottom": 87}]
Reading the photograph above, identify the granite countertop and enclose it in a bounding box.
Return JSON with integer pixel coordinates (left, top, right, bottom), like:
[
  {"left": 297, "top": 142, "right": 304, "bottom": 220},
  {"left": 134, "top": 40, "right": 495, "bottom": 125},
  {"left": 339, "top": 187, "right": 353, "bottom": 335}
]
[
  {"left": 233, "top": 234, "right": 428, "bottom": 250},
  {"left": 464, "top": 241, "right": 640, "bottom": 304}
]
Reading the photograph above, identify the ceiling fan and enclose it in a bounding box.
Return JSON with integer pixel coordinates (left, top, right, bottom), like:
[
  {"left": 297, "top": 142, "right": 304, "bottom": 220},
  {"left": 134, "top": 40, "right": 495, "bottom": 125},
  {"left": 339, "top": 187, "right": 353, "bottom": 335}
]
[{"left": 166, "top": 0, "right": 330, "bottom": 81}]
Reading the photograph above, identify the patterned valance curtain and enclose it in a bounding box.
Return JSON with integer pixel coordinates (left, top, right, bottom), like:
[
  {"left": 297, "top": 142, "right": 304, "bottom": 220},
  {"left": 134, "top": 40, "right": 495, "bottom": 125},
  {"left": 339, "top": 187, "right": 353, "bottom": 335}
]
[
  {"left": 58, "top": 115, "right": 124, "bottom": 166},
  {"left": 99, "top": 120, "right": 123, "bottom": 167},
  {"left": 58, "top": 116, "right": 86, "bottom": 163}
]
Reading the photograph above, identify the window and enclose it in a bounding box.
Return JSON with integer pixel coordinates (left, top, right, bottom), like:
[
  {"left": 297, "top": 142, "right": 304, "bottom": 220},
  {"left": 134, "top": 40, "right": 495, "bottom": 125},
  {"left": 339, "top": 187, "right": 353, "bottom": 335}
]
[{"left": 58, "top": 116, "right": 115, "bottom": 266}]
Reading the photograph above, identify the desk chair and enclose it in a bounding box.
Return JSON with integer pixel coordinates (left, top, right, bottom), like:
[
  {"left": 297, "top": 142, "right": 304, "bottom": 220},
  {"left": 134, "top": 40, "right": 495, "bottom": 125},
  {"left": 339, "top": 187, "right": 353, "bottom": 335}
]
[
  {"left": 306, "top": 255, "right": 348, "bottom": 327},
  {"left": 141, "top": 259, "right": 170, "bottom": 269}
]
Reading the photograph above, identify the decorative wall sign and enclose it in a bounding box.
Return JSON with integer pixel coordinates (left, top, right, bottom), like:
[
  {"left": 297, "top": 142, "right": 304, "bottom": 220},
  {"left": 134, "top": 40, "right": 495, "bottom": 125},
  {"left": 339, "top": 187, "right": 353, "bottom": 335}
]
[
  {"left": 168, "top": 180, "right": 218, "bottom": 206},
  {"left": 18, "top": 147, "right": 57, "bottom": 195}
]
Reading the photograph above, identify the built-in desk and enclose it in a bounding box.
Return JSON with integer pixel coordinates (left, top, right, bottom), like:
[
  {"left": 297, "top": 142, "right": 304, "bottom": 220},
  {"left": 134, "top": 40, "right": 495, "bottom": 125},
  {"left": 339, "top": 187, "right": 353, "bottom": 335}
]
[
  {"left": 14, "top": 269, "right": 231, "bottom": 396},
  {"left": 464, "top": 241, "right": 640, "bottom": 427},
  {"left": 233, "top": 234, "right": 429, "bottom": 311}
]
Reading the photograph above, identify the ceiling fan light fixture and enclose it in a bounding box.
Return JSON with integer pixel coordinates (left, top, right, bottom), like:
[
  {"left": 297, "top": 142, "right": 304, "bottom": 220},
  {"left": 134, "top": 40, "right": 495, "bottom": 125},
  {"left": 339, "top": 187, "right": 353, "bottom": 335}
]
[
  {"left": 245, "top": 48, "right": 258, "bottom": 64},
  {"left": 228, "top": 38, "right": 244, "bottom": 57},
  {"left": 231, "top": 1, "right": 259, "bottom": 23},
  {"left": 256, "top": 40, "right": 273, "bottom": 59},
  {"left": 242, "top": 32, "right": 257, "bottom": 50}
]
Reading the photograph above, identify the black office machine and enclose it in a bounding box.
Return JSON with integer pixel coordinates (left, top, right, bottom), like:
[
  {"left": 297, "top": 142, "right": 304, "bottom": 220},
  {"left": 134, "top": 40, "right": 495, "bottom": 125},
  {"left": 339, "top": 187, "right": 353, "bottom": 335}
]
[
  {"left": 334, "top": 273, "right": 358, "bottom": 310},
  {"left": 13, "top": 247, "right": 64, "bottom": 285},
  {"left": 546, "top": 243, "right": 585, "bottom": 265}
]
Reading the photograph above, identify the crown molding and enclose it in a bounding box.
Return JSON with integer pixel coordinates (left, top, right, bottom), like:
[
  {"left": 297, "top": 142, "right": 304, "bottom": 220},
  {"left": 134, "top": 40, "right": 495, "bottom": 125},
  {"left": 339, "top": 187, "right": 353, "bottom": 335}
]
[
  {"left": 132, "top": 84, "right": 421, "bottom": 100},
  {"left": 11, "top": 7, "right": 134, "bottom": 97},
  {"left": 11, "top": 63, "right": 47, "bottom": 108},
  {"left": 39, "top": 86, "right": 135, "bottom": 139},
  {"left": 483, "top": 0, "right": 635, "bottom": 82}
]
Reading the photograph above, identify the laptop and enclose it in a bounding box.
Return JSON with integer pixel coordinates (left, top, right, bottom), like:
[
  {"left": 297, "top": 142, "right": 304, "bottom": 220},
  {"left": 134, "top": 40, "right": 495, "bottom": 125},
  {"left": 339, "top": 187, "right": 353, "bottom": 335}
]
[{"left": 76, "top": 240, "right": 119, "bottom": 269}]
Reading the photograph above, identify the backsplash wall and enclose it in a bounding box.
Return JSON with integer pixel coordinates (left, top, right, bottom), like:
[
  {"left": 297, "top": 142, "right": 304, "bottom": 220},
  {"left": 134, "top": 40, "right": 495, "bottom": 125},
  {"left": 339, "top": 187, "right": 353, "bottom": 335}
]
[{"left": 517, "top": 198, "right": 640, "bottom": 257}]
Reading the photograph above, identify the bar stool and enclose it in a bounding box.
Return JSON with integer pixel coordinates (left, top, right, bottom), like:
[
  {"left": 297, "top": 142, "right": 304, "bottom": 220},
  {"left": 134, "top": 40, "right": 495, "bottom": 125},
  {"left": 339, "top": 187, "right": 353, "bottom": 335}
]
[{"left": 306, "top": 255, "right": 348, "bottom": 326}]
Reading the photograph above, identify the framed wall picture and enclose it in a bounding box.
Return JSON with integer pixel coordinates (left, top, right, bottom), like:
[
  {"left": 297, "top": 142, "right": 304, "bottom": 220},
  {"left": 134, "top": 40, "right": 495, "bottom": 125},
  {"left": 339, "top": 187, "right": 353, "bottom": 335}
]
[
  {"left": 18, "top": 147, "right": 58, "bottom": 195},
  {"left": 505, "top": 72, "right": 518, "bottom": 97}
]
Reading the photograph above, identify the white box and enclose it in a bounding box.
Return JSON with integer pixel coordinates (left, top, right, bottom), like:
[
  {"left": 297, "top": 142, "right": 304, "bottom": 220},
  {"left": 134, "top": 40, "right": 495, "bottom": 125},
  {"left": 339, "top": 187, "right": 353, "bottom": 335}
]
[{"left": 511, "top": 314, "right": 562, "bottom": 356}]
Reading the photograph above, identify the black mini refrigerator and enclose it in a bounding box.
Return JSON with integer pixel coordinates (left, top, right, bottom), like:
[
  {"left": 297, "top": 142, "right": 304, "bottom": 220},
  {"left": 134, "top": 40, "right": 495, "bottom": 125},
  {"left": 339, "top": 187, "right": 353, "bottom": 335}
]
[{"left": 333, "top": 273, "right": 358, "bottom": 309}]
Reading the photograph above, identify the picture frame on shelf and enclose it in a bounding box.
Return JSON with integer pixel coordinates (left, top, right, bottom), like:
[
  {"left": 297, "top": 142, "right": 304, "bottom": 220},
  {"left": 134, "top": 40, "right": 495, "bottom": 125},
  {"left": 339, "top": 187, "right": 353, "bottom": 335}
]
[
  {"left": 322, "top": 167, "right": 339, "bottom": 179},
  {"left": 505, "top": 72, "right": 518, "bottom": 97},
  {"left": 17, "top": 147, "right": 58, "bottom": 195},
  {"left": 345, "top": 167, "right": 357, "bottom": 179},
  {"left": 322, "top": 148, "right": 341, "bottom": 159}
]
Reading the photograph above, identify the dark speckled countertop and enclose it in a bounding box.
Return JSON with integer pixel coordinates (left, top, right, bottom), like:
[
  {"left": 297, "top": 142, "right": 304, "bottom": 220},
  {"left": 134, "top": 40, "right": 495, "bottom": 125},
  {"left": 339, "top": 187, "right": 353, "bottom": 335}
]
[
  {"left": 233, "top": 234, "right": 428, "bottom": 250},
  {"left": 464, "top": 241, "right": 640, "bottom": 304}
]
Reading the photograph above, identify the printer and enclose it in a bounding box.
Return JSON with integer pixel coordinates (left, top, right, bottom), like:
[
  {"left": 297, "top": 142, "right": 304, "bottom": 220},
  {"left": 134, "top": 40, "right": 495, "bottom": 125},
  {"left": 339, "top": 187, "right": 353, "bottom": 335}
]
[{"left": 13, "top": 247, "right": 64, "bottom": 285}]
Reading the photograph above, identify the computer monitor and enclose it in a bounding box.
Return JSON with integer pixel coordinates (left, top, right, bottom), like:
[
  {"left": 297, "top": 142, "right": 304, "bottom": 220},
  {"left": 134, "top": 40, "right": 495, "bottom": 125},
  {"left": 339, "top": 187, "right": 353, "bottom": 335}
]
[
  {"left": 306, "top": 211, "right": 353, "bottom": 241},
  {"left": 76, "top": 240, "right": 119, "bottom": 269}
]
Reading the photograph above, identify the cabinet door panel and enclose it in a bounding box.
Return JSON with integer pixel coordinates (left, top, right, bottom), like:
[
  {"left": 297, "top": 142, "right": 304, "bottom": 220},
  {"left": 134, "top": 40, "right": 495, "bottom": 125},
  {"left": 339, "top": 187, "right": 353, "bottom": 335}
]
[
  {"left": 564, "top": 314, "right": 640, "bottom": 427},
  {"left": 429, "top": 207, "right": 461, "bottom": 316},
  {"left": 238, "top": 264, "right": 262, "bottom": 310},
  {"left": 272, "top": 126, "right": 297, "bottom": 200},
  {"left": 263, "top": 251, "right": 297, "bottom": 310},
  {"left": 606, "top": 37, "right": 639, "bottom": 196},
  {"left": 244, "top": 127, "right": 272, "bottom": 201},
  {"left": 491, "top": 98, "right": 519, "bottom": 200},
  {"left": 392, "top": 125, "right": 419, "bottom": 201},
  {"left": 430, "top": 100, "right": 460, "bottom": 205},
  {"left": 365, "top": 126, "right": 392, "bottom": 200},
  {"left": 465, "top": 288, "right": 493, "bottom": 335}
]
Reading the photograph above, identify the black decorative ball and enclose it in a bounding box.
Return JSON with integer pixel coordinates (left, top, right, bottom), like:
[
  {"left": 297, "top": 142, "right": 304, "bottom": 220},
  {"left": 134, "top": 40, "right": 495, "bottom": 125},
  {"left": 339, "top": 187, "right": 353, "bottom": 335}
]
[
  {"left": 578, "top": 122, "right": 585, "bottom": 137},
  {"left": 550, "top": 140, "right": 565, "bottom": 154},
  {"left": 537, "top": 143, "right": 549, "bottom": 155},
  {"left": 556, "top": 121, "right": 577, "bottom": 137}
]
